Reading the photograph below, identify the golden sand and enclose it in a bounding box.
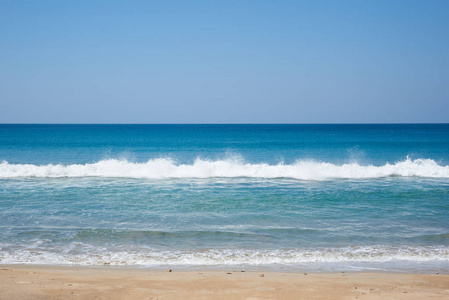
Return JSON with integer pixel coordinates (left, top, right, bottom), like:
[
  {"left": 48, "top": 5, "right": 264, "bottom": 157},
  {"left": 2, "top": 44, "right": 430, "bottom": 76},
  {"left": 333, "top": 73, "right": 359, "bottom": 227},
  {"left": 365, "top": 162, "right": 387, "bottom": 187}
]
[{"left": 1, "top": 265, "right": 448, "bottom": 299}]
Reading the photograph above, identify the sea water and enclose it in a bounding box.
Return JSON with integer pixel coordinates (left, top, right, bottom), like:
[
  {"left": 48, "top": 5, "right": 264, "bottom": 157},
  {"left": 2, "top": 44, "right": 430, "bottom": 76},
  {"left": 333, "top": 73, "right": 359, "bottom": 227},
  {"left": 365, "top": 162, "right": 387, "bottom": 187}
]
[{"left": 0, "top": 124, "right": 448, "bottom": 272}]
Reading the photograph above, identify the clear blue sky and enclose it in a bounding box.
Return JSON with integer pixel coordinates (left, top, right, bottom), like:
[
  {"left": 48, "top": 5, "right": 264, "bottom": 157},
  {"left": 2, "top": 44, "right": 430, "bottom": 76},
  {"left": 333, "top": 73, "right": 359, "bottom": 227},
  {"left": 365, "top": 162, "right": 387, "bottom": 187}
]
[{"left": 1, "top": 0, "right": 448, "bottom": 123}]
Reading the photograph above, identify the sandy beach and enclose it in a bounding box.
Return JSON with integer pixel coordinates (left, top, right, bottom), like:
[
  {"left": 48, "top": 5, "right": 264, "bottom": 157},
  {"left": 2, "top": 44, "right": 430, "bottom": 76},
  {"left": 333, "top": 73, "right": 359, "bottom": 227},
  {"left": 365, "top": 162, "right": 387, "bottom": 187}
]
[{"left": 0, "top": 266, "right": 448, "bottom": 299}]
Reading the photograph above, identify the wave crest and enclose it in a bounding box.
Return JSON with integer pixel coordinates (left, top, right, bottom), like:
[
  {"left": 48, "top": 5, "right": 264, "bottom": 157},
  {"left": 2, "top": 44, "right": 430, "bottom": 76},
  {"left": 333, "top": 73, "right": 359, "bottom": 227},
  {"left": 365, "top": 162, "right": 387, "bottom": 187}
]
[{"left": 1, "top": 157, "right": 448, "bottom": 180}]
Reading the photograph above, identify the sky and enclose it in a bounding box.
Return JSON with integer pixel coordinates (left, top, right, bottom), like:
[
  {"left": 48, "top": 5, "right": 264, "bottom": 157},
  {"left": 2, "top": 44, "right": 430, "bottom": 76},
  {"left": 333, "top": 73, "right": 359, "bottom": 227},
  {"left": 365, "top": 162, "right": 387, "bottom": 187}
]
[{"left": 0, "top": 0, "right": 448, "bottom": 123}]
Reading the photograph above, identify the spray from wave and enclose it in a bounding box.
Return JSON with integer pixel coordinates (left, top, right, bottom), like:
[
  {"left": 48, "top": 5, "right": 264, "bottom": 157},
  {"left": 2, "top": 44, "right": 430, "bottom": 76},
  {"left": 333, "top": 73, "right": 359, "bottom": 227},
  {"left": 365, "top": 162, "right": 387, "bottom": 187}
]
[{"left": 1, "top": 157, "right": 448, "bottom": 180}]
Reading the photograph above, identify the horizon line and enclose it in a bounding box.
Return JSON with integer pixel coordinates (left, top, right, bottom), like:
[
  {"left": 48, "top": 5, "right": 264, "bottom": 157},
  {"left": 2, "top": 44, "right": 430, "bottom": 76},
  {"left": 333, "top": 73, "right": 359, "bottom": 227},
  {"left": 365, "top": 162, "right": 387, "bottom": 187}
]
[{"left": 0, "top": 122, "right": 448, "bottom": 125}]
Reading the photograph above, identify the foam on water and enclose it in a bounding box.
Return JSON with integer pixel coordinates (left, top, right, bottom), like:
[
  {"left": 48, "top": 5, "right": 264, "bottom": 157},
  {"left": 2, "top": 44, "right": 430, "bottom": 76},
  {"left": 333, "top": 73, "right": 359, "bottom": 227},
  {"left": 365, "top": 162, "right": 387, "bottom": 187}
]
[
  {"left": 2, "top": 125, "right": 449, "bottom": 273},
  {"left": 1, "top": 244, "right": 448, "bottom": 267},
  {"left": 1, "top": 157, "right": 448, "bottom": 180}
]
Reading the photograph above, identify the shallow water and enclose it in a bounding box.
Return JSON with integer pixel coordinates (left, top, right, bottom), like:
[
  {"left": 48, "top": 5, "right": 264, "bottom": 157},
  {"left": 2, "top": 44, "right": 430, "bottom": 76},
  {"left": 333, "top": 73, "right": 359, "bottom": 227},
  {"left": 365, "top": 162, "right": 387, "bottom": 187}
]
[{"left": 1, "top": 124, "right": 448, "bottom": 272}]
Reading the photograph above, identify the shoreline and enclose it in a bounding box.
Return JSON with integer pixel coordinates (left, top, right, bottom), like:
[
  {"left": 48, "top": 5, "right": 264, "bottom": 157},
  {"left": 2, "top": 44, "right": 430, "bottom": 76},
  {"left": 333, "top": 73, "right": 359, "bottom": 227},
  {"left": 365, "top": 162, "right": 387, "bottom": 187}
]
[{"left": 1, "top": 265, "right": 448, "bottom": 299}]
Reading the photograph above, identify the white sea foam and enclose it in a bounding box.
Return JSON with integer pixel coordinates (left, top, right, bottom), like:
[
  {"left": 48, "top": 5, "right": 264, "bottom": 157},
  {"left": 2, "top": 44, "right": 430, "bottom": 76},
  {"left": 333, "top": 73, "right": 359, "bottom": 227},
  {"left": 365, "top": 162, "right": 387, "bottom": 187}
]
[
  {"left": 0, "top": 245, "right": 448, "bottom": 268},
  {"left": 1, "top": 157, "right": 449, "bottom": 180}
]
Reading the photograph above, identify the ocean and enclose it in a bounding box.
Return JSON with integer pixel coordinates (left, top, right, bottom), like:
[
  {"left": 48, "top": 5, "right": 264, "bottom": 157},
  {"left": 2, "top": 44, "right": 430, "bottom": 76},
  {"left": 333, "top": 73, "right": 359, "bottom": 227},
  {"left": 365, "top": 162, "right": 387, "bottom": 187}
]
[{"left": 1, "top": 124, "right": 448, "bottom": 273}]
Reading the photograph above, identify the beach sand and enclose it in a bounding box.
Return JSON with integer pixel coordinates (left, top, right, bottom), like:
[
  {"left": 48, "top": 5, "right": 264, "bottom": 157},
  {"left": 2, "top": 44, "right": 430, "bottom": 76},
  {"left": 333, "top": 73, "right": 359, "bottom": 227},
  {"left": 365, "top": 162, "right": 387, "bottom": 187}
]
[{"left": 1, "top": 266, "right": 448, "bottom": 299}]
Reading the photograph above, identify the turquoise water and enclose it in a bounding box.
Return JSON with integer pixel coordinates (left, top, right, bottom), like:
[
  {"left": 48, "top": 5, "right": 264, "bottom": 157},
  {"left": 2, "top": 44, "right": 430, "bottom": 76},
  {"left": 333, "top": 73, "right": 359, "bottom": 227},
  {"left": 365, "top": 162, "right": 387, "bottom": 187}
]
[{"left": 1, "top": 124, "right": 449, "bottom": 272}]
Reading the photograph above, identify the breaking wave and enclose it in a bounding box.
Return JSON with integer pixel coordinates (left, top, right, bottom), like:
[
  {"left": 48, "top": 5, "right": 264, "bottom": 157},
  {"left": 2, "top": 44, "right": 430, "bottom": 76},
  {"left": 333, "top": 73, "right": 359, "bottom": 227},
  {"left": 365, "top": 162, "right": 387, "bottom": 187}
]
[{"left": 1, "top": 157, "right": 449, "bottom": 180}]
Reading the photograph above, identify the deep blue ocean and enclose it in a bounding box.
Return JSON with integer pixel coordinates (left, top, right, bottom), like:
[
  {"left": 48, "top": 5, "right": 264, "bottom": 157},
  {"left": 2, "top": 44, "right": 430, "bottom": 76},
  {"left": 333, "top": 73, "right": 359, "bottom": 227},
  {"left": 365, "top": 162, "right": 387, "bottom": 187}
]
[{"left": 1, "top": 124, "right": 448, "bottom": 272}]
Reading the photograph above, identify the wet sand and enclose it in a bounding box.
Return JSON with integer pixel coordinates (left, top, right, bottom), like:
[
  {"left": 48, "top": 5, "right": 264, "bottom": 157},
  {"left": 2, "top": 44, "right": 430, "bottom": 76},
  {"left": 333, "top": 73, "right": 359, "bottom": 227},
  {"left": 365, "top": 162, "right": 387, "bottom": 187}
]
[{"left": 1, "top": 265, "right": 448, "bottom": 299}]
